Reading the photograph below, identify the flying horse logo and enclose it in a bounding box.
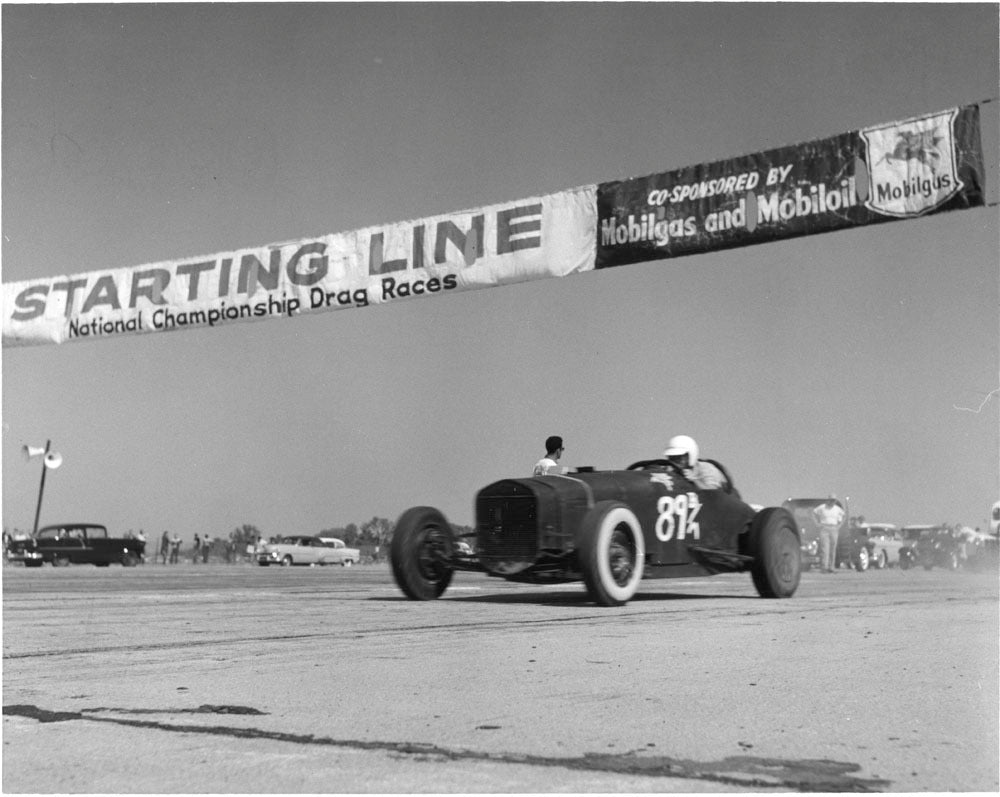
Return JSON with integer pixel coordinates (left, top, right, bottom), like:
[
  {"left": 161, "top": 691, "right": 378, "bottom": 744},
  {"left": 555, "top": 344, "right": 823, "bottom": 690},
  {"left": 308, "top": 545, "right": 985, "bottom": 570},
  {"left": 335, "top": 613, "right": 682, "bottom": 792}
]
[
  {"left": 861, "top": 109, "right": 962, "bottom": 218},
  {"left": 878, "top": 128, "right": 944, "bottom": 169}
]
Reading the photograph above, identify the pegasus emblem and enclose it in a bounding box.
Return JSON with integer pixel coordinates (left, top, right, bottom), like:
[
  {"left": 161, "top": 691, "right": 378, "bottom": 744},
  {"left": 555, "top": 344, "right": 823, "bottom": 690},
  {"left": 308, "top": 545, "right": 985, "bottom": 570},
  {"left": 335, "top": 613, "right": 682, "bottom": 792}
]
[{"left": 880, "top": 128, "right": 943, "bottom": 168}]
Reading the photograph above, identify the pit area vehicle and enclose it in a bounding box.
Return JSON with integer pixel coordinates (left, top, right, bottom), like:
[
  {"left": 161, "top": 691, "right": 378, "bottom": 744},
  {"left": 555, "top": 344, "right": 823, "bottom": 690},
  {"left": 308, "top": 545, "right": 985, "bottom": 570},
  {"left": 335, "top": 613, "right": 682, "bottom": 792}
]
[
  {"left": 860, "top": 523, "right": 903, "bottom": 568},
  {"left": 781, "top": 497, "right": 867, "bottom": 570},
  {"left": 390, "top": 458, "right": 801, "bottom": 606},
  {"left": 898, "top": 525, "right": 958, "bottom": 570},
  {"left": 6, "top": 523, "right": 145, "bottom": 567},
  {"left": 257, "top": 535, "right": 360, "bottom": 566}
]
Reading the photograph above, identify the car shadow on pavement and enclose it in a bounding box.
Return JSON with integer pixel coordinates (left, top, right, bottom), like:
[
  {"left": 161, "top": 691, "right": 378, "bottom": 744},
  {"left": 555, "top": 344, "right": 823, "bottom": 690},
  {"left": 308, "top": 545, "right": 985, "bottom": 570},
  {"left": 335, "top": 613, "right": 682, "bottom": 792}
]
[{"left": 371, "top": 590, "right": 759, "bottom": 606}]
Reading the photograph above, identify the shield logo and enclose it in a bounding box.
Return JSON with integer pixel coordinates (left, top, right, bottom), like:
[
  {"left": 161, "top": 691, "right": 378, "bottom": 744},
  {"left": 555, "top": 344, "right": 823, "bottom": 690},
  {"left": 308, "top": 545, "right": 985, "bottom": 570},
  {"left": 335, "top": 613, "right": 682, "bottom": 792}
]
[{"left": 860, "top": 109, "right": 963, "bottom": 218}]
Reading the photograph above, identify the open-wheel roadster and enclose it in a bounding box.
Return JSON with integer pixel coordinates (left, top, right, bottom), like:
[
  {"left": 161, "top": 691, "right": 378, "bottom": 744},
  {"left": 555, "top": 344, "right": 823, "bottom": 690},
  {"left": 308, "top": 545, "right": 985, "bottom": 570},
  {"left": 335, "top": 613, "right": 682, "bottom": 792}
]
[{"left": 390, "top": 458, "right": 800, "bottom": 606}]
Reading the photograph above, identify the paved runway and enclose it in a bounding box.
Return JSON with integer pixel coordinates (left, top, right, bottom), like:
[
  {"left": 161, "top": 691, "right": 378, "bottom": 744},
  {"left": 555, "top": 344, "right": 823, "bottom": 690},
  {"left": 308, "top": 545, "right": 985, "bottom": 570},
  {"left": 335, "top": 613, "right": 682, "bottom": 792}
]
[{"left": 3, "top": 561, "right": 998, "bottom": 792}]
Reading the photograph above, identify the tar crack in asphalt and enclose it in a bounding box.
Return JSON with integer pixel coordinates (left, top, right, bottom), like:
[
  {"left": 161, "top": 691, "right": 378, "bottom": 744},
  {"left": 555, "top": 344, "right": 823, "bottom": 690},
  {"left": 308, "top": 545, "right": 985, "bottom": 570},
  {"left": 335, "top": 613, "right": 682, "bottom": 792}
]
[{"left": 3, "top": 703, "right": 891, "bottom": 791}]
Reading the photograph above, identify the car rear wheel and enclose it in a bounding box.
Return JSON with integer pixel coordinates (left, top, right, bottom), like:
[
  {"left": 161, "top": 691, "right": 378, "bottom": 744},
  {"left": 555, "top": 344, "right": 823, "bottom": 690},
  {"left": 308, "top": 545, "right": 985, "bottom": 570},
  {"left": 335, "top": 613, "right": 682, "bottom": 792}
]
[
  {"left": 281, "top": 555, "right": 293, "bottom": 567},
  {"left": 749, "top": 508, "right": 800, "bottom": 598},
  {"left": 579, "top": 501, "right": 645, "bottom": 607},
  {"left": 855, "top": 548, "right": 870, "bottom": 572},
  {"left": 391, "top": 506, "right": 455, "bottom": 600}
]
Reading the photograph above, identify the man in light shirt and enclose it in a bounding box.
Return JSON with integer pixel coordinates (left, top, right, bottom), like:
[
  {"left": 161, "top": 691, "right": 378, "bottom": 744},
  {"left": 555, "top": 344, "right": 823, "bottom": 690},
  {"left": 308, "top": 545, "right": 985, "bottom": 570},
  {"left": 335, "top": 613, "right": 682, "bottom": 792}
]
[
  {"left": 813, "top": 494, "right": 846, "bottom": 573},
  {"left": 533, "top": 436, "right": 566, "bottom": 476}
]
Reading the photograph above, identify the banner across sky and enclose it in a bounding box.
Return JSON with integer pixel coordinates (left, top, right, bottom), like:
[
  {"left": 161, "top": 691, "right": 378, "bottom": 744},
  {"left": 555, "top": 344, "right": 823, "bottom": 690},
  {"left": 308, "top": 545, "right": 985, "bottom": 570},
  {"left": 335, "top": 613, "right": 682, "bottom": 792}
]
[{"left": 1, "top": 104, "right": 986, "bottom": 347}]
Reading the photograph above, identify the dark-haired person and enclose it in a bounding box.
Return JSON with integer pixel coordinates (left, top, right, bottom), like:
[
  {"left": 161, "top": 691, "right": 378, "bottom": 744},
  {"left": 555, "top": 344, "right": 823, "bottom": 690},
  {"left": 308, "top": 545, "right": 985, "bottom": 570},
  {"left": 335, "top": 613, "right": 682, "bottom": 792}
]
[{"left": 533, "top": 435, "right": 566, "bottom": 476}]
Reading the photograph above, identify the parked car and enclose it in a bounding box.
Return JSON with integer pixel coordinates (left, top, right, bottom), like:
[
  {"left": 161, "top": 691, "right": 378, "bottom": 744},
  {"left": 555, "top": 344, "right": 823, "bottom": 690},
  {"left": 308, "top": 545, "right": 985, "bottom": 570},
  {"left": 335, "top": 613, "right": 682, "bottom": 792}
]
[
  {"left": 390, "top": 457, "right": 801, "bottom": 606},
  {"left": 7, "top": 523, "right": 145, "bottom": 567},
  {"left": 257, "top": 535, "right": 360, "bottom": 567},
  {"left": 782, "top": 497, "right": 866, "bottom": 570},
  {"left": 963, "top": 528, "right": 999, "bottom": 571},
  {"left": 898, "top": 525, "right": 958, "bottom": 570},
  {"left": 857, "top": 523, "right": 903, "bottom": 569}
]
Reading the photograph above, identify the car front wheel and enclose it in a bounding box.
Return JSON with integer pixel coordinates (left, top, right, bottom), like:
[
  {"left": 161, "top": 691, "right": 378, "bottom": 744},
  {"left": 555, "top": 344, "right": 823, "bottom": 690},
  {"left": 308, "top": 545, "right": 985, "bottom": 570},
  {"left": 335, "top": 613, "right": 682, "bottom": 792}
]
[
  {"left": 579, "top": 501, "right": 645, "bottom": 607},
  {"left": 391, "top": 506, "right": 455, "bottom": 600},
  {"left": 281, "top": 555, "right": 293, "bottom": 567},
  {"left": 855, "top": 548, "right": 870, "bottom": 572},
  {"left": 874, "top": 550, "right": 887, "bottom": 569},
  {"left": 749, "top": 508, "right": 801, "bottom": 598}
]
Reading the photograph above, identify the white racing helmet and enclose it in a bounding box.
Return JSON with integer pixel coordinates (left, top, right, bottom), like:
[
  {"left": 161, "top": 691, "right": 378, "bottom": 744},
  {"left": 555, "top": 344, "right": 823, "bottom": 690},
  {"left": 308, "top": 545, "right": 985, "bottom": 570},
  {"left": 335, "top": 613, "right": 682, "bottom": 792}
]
[{"left": 664, "top": 435, "right": 698, "bottom": 467}]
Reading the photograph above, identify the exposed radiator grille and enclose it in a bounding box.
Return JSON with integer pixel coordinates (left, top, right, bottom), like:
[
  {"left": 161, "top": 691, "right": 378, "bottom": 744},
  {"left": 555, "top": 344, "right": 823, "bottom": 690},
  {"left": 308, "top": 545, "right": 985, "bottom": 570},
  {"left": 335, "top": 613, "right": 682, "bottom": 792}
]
[{"left": 477, "top": 492, "right": 538, "bottom": 561}]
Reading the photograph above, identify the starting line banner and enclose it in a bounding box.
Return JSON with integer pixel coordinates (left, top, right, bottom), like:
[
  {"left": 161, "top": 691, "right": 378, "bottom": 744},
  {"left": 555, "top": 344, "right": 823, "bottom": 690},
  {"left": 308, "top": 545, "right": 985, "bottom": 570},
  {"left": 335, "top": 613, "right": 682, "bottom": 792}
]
[{"left": 2, "top": 104, "right": 986, "bottom": 347}]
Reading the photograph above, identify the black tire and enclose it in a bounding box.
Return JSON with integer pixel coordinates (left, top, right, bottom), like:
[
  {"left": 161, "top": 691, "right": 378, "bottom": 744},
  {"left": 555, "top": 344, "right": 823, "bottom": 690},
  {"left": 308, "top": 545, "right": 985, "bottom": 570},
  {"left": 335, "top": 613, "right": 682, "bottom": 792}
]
[
  {"left": 281, "top": 555, "right": 293, "bottom": 567},
  {"left": 121, "top": 553, "right": 139, "bottom": 567},
  {"left": 24, "top": 559, "right": 43, "bottom": 568},
  {"left": 52, "top": 555, "right": 70, "bottom": 568},
  {"left": 578, "top": 501, "right": 645, "bottom": 607},
  {"left": 390, "top": 507, "right": 455, "bottom": 600},
  {"left": 258, "top": 561, "right": 269, "bottom": 567},
  {"left": 748, "top": 508, "right": 801, "bottom": 598},
  {"left": 855, "top": 548, "right": 870, "bottom": 572}
]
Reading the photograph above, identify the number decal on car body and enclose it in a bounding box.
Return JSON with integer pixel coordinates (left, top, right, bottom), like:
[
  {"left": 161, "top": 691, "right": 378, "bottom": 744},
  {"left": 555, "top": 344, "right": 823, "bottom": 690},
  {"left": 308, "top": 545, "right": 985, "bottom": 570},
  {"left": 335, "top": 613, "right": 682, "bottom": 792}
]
[{"left": 655, "top": 493, "right": 702, "bottom": 542}]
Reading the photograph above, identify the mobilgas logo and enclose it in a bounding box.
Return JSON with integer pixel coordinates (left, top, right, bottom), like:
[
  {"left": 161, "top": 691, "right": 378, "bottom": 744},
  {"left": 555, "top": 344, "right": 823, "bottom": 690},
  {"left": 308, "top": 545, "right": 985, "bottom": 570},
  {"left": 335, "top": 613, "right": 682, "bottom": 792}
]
[{"left": 861, "top": 109, "right": 962, "bottom": 218}]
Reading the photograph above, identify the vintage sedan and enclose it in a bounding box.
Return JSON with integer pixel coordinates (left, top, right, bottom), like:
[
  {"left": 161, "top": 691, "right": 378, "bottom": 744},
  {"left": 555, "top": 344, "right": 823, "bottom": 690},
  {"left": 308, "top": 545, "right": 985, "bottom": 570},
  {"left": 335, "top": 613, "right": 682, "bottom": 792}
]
[
  {"left": 8, "top": 523, "right": 145, "bottom": 567},
  {"left": 390, "top": 458, "right": 800, "bottom": 606},
  {"left": 257, "top": 535, "right": 360, "bottom": 567},
  {"left": 860, "top": 523, "right": 903, "bottom": 568},
  {"left": 898, "top": 525, "right": 957, "bottom": 570}
]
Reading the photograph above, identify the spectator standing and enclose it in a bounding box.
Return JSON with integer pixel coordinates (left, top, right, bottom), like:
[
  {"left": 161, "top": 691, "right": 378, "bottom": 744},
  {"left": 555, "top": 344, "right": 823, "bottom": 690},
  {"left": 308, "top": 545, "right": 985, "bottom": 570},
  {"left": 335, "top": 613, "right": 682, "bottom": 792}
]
[
  {"left": 533, "top": 436, "right": 566, "bottom": 476},
  {"left": 813, "top": 494, "right": 846, "bottom": 573},
  {"left": 192, "top": 534, "right": 201, "bottom": 563},
  {"left": 159, "top": 531, "right": 170, "bottom": 565},
  {"left": 201, "top": 536, "right": 211, "bottom": 563},
  {"left": 169, "top": 533, "right": 181, "bottom": 564}
]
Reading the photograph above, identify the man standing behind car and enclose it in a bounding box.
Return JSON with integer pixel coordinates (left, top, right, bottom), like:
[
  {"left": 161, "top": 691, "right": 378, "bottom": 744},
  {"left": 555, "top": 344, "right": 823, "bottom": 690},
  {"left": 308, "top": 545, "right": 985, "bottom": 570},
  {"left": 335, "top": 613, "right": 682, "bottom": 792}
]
[
  {"left": 813, "top": 494, "right": 845, "bottom": 573},
  {"left": 533, "top": 436, "right": 566, "bottom": 476}
]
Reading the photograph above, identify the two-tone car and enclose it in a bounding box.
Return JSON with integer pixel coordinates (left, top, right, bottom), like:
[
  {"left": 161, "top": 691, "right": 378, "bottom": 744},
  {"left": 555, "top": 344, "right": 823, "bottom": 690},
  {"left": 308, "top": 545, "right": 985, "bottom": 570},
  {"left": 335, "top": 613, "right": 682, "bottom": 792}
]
[
  {"left": 390, "top": 457, "right": 800, "bottom": 606},
  {"left": 7, "top": 523, "right": 145, "bottom": 567},
  {"left": 859, "top": 523, "right": 903, "bottom": 568},
  {"left": 257, "top": 535, "right": 360, "bottom": 567}
]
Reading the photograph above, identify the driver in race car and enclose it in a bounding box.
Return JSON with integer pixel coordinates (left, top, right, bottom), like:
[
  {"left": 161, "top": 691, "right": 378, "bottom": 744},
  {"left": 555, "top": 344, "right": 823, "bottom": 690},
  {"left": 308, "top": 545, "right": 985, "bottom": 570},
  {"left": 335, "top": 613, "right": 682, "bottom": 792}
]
[{"left": 663, "top": 435, "right": 727, "bottom": 490}]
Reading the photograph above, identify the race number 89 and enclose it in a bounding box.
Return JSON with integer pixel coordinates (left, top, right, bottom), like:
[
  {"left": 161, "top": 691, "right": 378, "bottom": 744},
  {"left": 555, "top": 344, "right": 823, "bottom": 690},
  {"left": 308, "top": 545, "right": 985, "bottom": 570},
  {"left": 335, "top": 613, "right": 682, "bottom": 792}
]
[{"left": 655, "top": 493, "right": 702, "bottom": 541}]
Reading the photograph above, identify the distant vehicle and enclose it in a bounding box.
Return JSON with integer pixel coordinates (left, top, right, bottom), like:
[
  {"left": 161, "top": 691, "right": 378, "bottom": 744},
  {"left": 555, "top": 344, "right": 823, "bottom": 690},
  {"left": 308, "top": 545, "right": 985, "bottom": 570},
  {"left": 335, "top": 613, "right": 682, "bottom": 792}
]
[
  {"left": 991, "top": 501, "right": 1000, "bottom": 535},
  {"left": 257, "top": 535, "right": 360, "bottom": 567},
  {"left": 782, "top": 497, "right": 865, "bottom": 570},
  {"left": 898, "top": 525, "right": 959, "bottom": 571},
  {"left": 7, "top": 523, "right": 145, "bottom": 567},
  {"left": 858, "top": 523, "right": 903, "bottom": 569},
  {"left": 391, "top": 457, "right": 801, "bottom": 606}
]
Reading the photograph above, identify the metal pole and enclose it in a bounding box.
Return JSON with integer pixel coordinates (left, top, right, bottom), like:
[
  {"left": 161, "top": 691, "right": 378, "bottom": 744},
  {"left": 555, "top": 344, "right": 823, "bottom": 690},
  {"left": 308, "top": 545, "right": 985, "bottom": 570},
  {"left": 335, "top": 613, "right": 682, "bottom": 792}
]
[{"left": 31, "top": 440, "right": 50, "bottom": 536}]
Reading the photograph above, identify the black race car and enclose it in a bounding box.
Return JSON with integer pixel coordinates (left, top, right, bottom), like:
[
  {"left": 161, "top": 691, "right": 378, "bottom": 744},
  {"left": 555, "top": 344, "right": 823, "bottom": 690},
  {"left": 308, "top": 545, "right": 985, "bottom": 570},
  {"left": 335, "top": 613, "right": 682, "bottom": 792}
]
[{"left": 390, "top": 459, "right": 800, "bottom": 606}]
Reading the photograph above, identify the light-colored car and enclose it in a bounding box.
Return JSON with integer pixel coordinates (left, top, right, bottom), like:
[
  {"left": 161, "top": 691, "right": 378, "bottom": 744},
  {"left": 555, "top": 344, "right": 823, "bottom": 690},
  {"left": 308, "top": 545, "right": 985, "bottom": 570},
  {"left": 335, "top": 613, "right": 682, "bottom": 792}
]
[
  {"left": 859, "top": 523, "right": 903, "bottom": 568},
  {"left": 257, "top": 535, "right": 360, "bottom": 567}
]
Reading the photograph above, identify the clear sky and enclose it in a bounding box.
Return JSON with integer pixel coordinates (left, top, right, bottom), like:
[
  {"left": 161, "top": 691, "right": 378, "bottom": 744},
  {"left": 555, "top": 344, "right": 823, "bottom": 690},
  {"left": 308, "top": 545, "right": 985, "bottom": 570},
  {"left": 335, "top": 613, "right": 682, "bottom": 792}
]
[{"left": 3, "top": 2, "right": 998, "bottom": 542}]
